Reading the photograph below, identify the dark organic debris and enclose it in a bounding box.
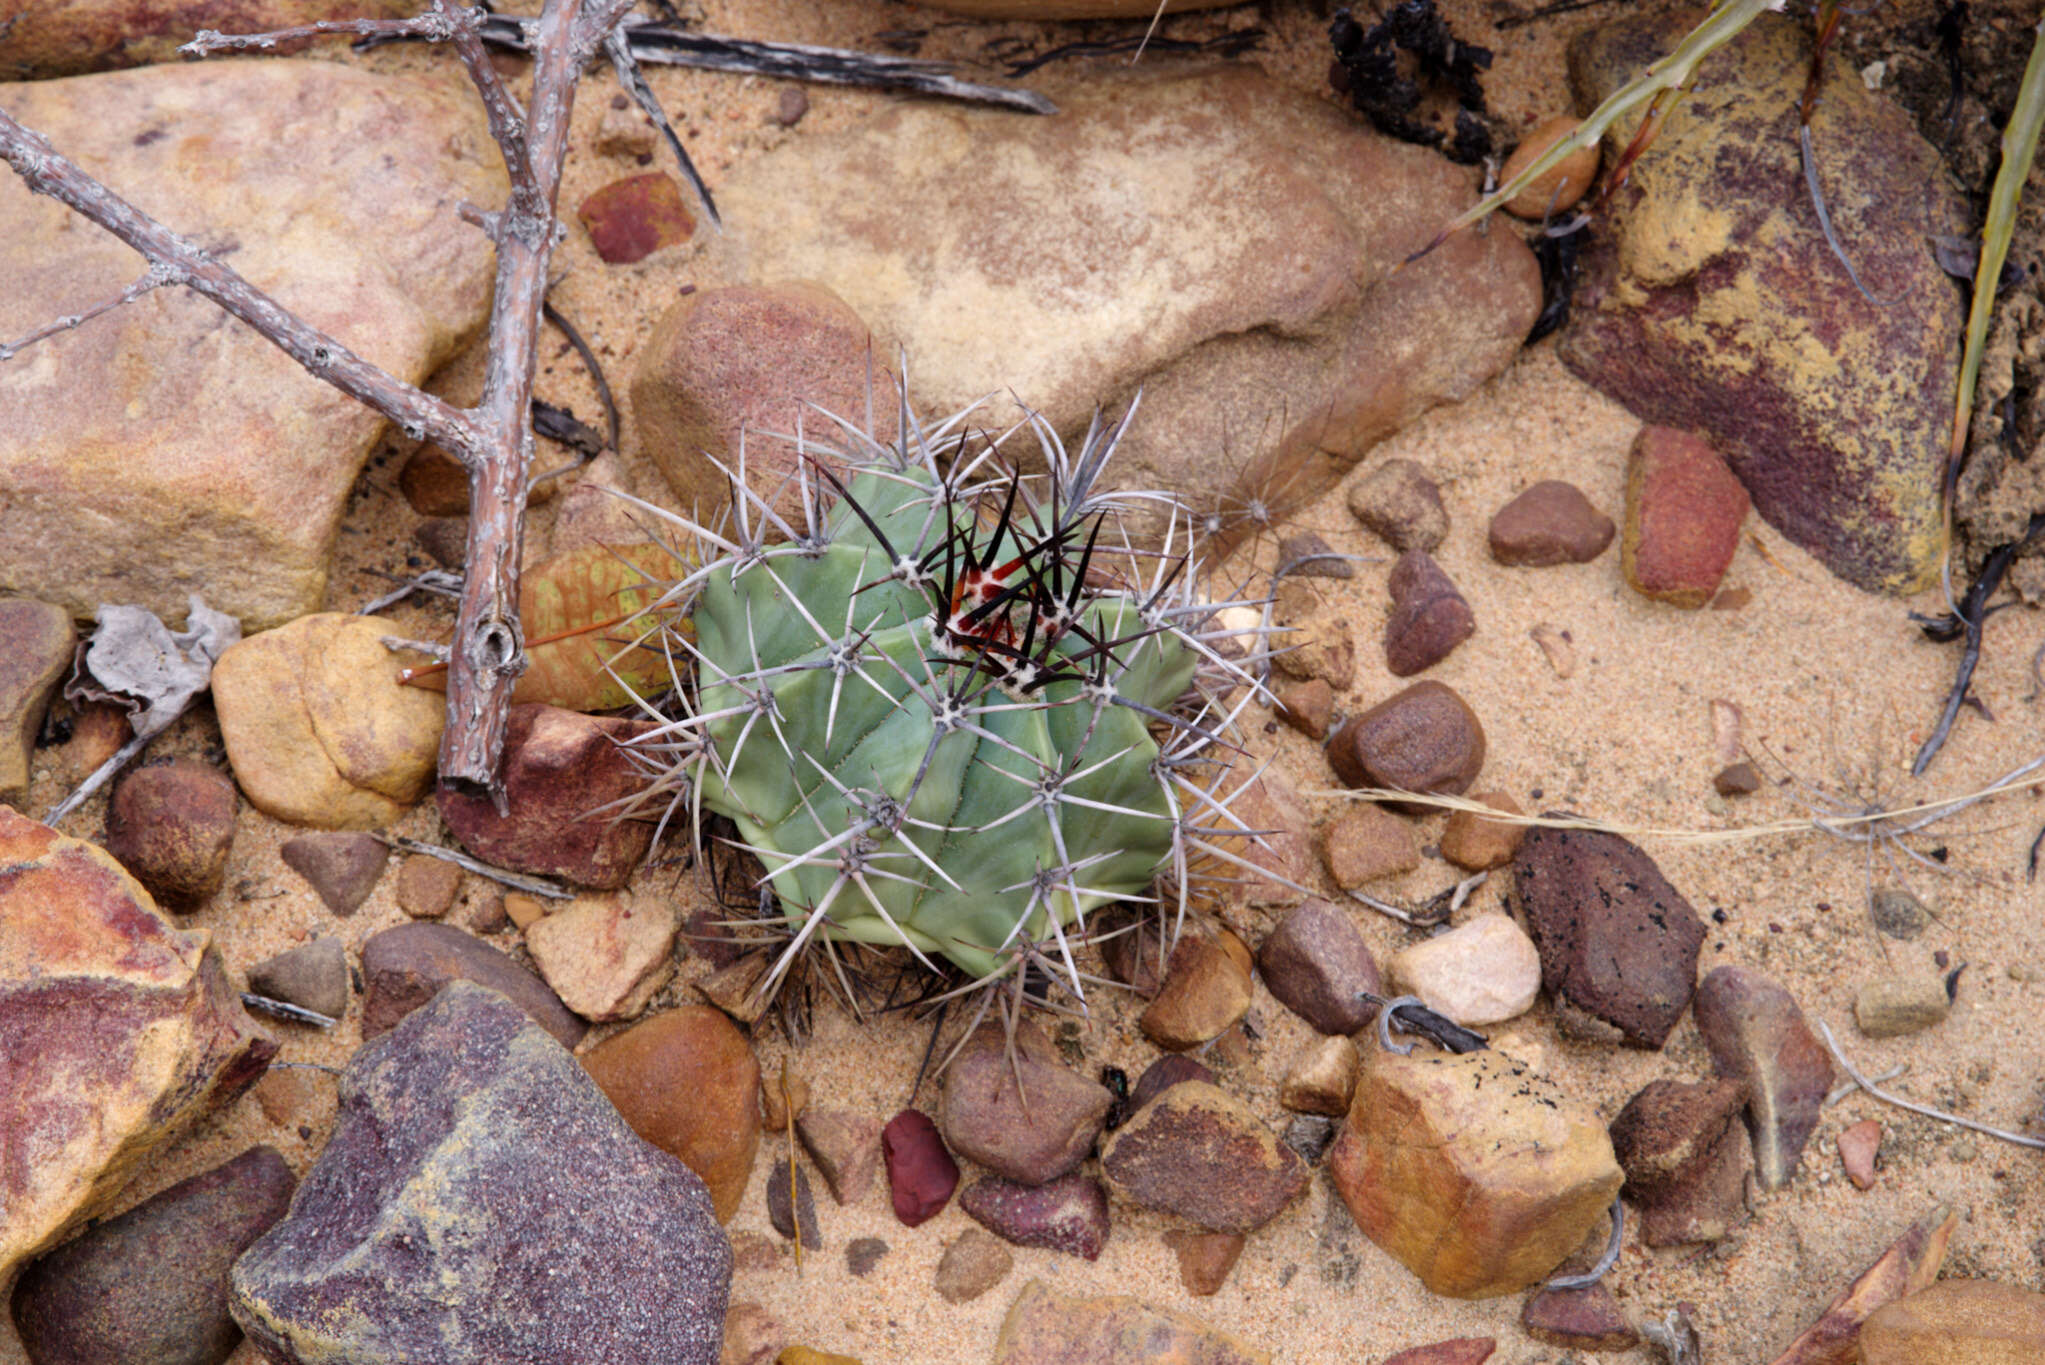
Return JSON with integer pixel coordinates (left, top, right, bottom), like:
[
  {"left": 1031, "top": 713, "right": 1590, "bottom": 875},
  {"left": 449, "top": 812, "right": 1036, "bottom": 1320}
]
[
  {"left": 1328, "top": 1, "right": 1495, "bottom": 164},
  {"left": 1528, "top": 220, "right": 1588, "bottom": 343},
  {"left": 1909, "top": 509, "right": 2045, "bottom": 775}
]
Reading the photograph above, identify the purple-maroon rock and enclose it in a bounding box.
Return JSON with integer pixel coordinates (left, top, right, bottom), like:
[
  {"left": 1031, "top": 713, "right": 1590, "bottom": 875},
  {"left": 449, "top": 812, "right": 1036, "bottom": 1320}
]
[
  {"left": 359, "top": 921, "right": 585, "bottom": 1050},
  {"left": 12, "top": 1146, "right": 296, "bottom": 1365},
  {"left": 1559, "top": 13, "right": 1958, "bottom": 594},
  {"left": 245, "top": 938, "right": 349, "bottom": 1022},
  {"left": 278, "top": 832, "right": 387, "bottom": 916},
  {"left": 1098, "top": 1081, "right": 1308, "bottom": 1235},
  {"left": 882, "top": 1110, "right": 957, "bottom": 1228},
  {"left": 1607, "top": 1077, "right": 1750, "bottom": 1246},
  {"left": 1521, "top": 1282, "right": 1640, "bottom": 1351},
  {"left": 1694, "top": 965, "right": 1834, "bottom": 1190},
  {"left": 1129, "top": 1054, "right": 1215, "bottom": 1113},
  {"left": 577, "top": 172, "right": 695, "bottom": 264},
  {"left": 1257, "top": 898, "right": 1384, "bottom": 1035},
  {"left": 102, "top": 760, "right": 237, "bottom": 911},
  {"left": 1621, "top": 426, "right": 1750, "bottom": 609},
  {"left": 940, "top": 1024, "right": 1111, "bottom": 1185},
  {"left": 766, "top": 1159, "right": 820, "bottom": 1249},
  {"left": 1327, "top": 681, "right": 1486, "bottom": 812},
  {"left": 1510, "top": 827, "right": 1705, "bottom": 1048},
  {"left": 1487, "top": 481, "right": 1616, "bottom": 566},
  {"left": 960, "top": 1173, "right": 1110, "bottom": 1261},
  {"left": 1383, "top": 550, "right": 1475, "bottom": 676},
  {"left": 437, "top": 705, "right": 658, "bottom": 890},
  {"left": 226, "top": 983, "right": 730, "bottom": 1364},
  {"left": 1382, "top": 1339, "right": 1496, "bottom": 1365}
]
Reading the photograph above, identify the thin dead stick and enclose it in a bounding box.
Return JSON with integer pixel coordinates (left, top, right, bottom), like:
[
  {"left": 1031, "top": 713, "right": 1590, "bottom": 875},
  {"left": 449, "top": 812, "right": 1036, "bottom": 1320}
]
[
  {"left": 378, "top": 833, "right": 574, "bottom": 900},
  {"left": 1826, "top": 1062, "right": 1905, "bottom": 1107},
  {"left": 1818, "top": 1021, "right": 2045, "bottom": 1151},
  {"left": 0, "top": 0, "right": 645, "bottom": 805},
  {"left": 0, "top": 261, "right": 176, "bottom": 361}
]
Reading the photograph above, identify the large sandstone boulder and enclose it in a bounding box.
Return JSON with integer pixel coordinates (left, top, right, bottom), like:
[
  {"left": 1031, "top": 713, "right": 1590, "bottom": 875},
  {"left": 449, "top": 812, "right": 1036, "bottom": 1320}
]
[
  {"left": 0, "top": 807, "right": 275, "bottom": 1284},
  {"left": 692, "top": 65, "right": 1540, "bottom": 542},
  {"left": 1558, "top": 14, "right": 1967, "bottom": 593},
  {"left": 0, "top": 60, "right": 503, "bottom": 630}
]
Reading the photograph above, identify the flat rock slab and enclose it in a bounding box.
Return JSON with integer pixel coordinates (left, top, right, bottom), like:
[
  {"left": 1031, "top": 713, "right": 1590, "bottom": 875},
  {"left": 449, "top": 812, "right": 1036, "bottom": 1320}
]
[
  {"left": 229, "top": 982, "right": 731, "bottom": 1365},
  {"left": 0, "top": 60, "right": 503, "bottom": 630},
  {"left": 696, "top": 65, "right": 1538, "bottom": 540},
  {"left": 0, "top": 807, "right": 275, "bottom": 1283},
  {"left": 991, "top": 1279, "right": 1269, "bottom": 1365},
  {"left": 1558, "top": 14, "right": 1965, "bottom": 593}
]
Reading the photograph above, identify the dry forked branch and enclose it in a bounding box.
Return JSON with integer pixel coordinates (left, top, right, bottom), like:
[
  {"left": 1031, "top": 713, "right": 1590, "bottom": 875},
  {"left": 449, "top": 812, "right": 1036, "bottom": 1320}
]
[{"left": 0, "top": 0, "right": 649, "bottom": 804}]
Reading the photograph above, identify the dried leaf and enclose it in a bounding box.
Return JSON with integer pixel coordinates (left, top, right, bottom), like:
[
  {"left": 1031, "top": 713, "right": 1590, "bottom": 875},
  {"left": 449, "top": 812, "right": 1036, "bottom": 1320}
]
[
  {"left": 73, "top": 594, "right": 241, "bottom": 740},
  {"left": 1765, "top": 1205, "right": 1956, "bottom": 1365},
  {"left": 408, "top": 542, "right": 689, "bottom": 711}
]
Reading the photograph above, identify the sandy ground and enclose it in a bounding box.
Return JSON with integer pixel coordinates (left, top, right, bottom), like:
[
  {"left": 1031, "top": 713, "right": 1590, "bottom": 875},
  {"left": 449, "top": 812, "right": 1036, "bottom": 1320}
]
[{"left": 9, "top": 0, "right": 2045, "bottom": 1361}]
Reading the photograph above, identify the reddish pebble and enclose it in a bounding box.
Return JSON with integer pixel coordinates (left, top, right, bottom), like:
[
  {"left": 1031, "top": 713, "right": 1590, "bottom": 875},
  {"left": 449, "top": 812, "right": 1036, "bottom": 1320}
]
[
  {"left": 1622, "top": 426, "right": 1750, "bottom": 608},
  {"left": 1128, "top": 1055, "right": 1214, "bottom": 1112},
  {"left": 882, "top": 1110, "right": 957, "bottom": 1228},
  {"left": 1383, "top": 550, "right": 1474, "bottom": 676},
  {"left": 1274, "top": 678, "right": 1334, "bottom": 740},
  {"left": 1162, "top": 1229, "right": 1245, "bottom": 1295},
  {"left": 1382, "top": 1340, "right": 1496, "bottom": 1365},
  {"left": 578, "top": 172, "right": 695, "bottom": 264},
  {"left": 1487, "top": 480, "right": 1615, "bottom": 566},
  {"left": 1838, "top": 1119, "right": 1882, "bottom": 1189}
]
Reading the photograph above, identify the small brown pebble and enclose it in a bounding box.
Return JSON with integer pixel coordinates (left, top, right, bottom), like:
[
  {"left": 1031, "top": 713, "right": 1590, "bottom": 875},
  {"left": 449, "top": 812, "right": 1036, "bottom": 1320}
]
[
  {"left": 1327, "top": 680, "right": 1486, "bottom": 812},
  {"left": 729, "top": 1229, "right": 783, "bottom": 1273},
  {"left": 398, "top": 443, "right": 470, "bottom": 516},
  {"left": 395, "top": 854, "right": 461, "bottom": 919},
  {"left": 1279, "top": 1034, "right": 1359, "bottom": 1116},
  {"left": 933, "top": 1227, "right": 1012, "bottom": 1304},
  {"left": 1347, "top": 458, "right": 1448, "bottom": 553},
  {"left": 1710, "top": 586, "right": 1753, "bottom": 611},
  {"left": 1275, "top": 678, "right": 1334, "bottom": 740},
  {"left": 1500, "top": 115, "right": 1599, "bottom": 220},
  {"left": 1439, "top": 791, "right": 1525, "bottom": 871},
  {"left": 1870, "top": 888, "right": 1929, "bottom": 941},
  {"left": 1838, "top": 1119, "right": 1881, "bottom": 1189},
  {"left": 504, "top": 892, "right": 547, "bottom": 930},
  {"left": 1487, "top": 481, "right": 1615, "bottom": 566},
  {"left": 1277, "top": 530, "right": 1353, "bottom": 579},
  {"left": 1713, "top": 761, "right": 1761, "bottom": 797},
  {"left": 1321, "top": 805, "right": 1420, "bottom": 887},
  {"left": 772, "top": 86, "right": 809, "bottom": 127},
  {"left": 1272, "top": 578, "right": 1322, "bottom": 625},
  {"left": 466, "top": 891, "right": 509, "bottom": 934},
  {"left": 722, "top": 1301, "right": 786, "bottom": 1365},
  {"left": 766, "top": 1158, "right": 821, "bottom": 1248},
  {"left": 1520, "top": 1281, "right": 1639, "bottom": 1351},
  {"left": 1162, "top": 1229, "right": 1246, "bottom": 1296},
  {"left": 1383, "top": 550, "right": 1474, "bottom": 676},
  {"left": 843, "top": 1237, "right": 887, "bottom": 1276}
]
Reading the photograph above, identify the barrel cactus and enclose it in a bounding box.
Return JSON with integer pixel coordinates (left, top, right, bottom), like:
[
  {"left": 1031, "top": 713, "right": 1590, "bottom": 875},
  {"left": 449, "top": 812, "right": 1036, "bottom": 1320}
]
[{"left": 627, "top": 393, "right": 1273, "bottom": 1003}]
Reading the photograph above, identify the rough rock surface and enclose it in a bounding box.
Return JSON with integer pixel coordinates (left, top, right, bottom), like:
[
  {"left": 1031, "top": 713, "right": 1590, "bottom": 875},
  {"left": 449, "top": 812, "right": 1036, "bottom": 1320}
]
[
  {"left": 580, "top": 1005, "right": 760, "bottom": 1223},
  {"left": 940, "top": 1023, "right": 1111, "bottom": 1185},
  {"left": 359, "top": 921, "right": 586, "bottom": 1050},
  {"left": 212, "top": 614, "right": 445, "bottom": 829},
  {"left": 1558, "top": 14, "right": 1965, "bottom": 593},
  {"left": 1694, "top": 965, "right": 1833, "bottom": 1189},
  {"left": 1328, "top": 681, "right": 1486, "bottom": 808},
  {"left": 437, "top": 705, "right": 658, "bottom": 889},
  {"left": 577, "top": 171, "right": 695, "bottom": 264},
  {"left": 631, "top": 282, "right": 900, "bottom": 523},
  {"left": 1099, "top": 1081, "right": 1308, "bottom": 1235},
  {"left": 101, "top": 759, "right": 238, "bottom": 910},
  {"left": 960, "top": 1173, "right": 1110, "bottom": 1261},
  {"left": 1607, "top": 1076, "right": 1751, "bottom": 1245},
  {"left": 1621, "top": 426, "right": 1750, "bottom": 608},
  {"left": 1511, "top": 827, "right": 1705, "bottom": 1047},
  {"left": 1388, "top": 911, "right": 1542, "bottom": 1027},
  {"left": 0, "top": 61, "right": 503, "bottom": 628},
  {"left": 0, "top": 598, "right": 73, "bottom": 808},
  {"left": 1329, "top": 1048, "right": 1623, "bottom": 1298},
  {"left": 277, "top": 832, "right": 387, "bottom": 915},
  {"left": 1257, "top": 898, "right": 1384, "bottom": 1034},
  {"left": 1859, "top": 1278, "right": 2045, "bottom": 1365},
  {"left": 1139, "top": 929, "right": 1254, "bottom": 1051},
  {"left": 10, "top": 1145, "right": 295, "bottom": 1365},
  {"left": 524, "top": 891, "right": 677, "bottom": 1022},
  {"left": 229, "top": 983, "right": 731, "bottom": 1364},
  {"left": 990, "top": 1279, "right": 1269, "bottom": 1365},
  {"left": 698, "top": 66, "right": 1539, "bottom": 544},
  {"left": 1347, "top": 458, "right": 1448, "bottom": 554},
  {"left": 245, "top": 937, "right": 349, "bottom": 1022},
  {"left": 1, "top": 0, "right": 419, "bottom": 77},
  {"left": 0, "top": 808, "right": 274, "bottom": 1283}
]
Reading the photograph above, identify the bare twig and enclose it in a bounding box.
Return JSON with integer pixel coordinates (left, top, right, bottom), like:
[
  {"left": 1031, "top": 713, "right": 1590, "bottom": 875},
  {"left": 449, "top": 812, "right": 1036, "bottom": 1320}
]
[
  {"left": 1, "top": 0, "right": 648, "bottom": 802},
  {"left": 1818, "top": 1021, "right": 2045, "bottom": 1151},
  {"left": 378, "top": 833, "right": 574, "bottom": 899},
  {"left": 0, "top": 261, "right": 175, "bottom": 362}
]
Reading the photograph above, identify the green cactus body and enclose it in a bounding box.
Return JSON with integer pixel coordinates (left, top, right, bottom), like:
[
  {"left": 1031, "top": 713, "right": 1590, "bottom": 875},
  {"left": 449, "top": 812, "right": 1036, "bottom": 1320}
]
[{"left": 689, "top": 456, "right": 1202, "bottom": 983}]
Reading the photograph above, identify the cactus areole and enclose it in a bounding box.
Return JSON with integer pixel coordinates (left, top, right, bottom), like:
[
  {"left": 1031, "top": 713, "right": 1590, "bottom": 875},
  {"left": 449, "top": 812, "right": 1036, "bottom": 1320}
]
[{"left": 645, "top": 398, "right": 1261, "bottom": 996}]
